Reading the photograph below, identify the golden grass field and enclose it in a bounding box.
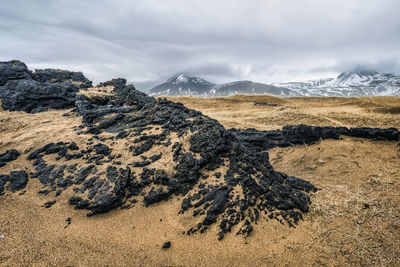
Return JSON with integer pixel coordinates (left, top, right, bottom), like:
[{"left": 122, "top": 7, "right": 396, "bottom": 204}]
[{"left": 1, "top": 95, "right": 400, "bottom": 266}]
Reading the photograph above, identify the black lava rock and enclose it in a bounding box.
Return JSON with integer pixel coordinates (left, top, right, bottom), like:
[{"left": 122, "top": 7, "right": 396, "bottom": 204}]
[
  {"left": 162, "top": 241, "right": 171, "bottom": 249},
  {"left": 0, "top": 149, "right": 20, "bottom": 167},
  {"left": 0, "top": 174, "right": 10, "bottom": 195},
  {"left": 0, "top": 60, "right": 93, "bottom": 113},
  {"left": 7, "top": 170, "right": 28, "bottom": 192},
  {"left": 0, "top": 79, "right": 79, "bottom": 113},
  {"left": 93, "top": 144, "right": 111, "bottom": 155},
  {"left": 32, "top": 69, "right": 92, "bottom": 89},
  {"left": 232, "top": 124, "right": 399, "bottom": 151},
  {"left": 43, "top": 200, "right": 56, "bottom": 208},
  {"left": 0, "top": 60, "right": 31, "bottom": 86}
]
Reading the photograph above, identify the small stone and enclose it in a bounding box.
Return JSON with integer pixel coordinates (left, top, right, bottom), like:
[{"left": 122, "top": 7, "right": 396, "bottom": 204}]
[{"left": 162, "top": 241, "right": 171, "bottom": 249}]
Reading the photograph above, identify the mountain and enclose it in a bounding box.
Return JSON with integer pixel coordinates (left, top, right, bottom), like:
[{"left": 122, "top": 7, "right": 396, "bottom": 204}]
[
  {"left": 149, "top": 73, "right": 297, "bottom": 97},
  {"left": 275, "top": 71, "right": 400, "bottom": 97},
  {"left": 149, "top": 73, "right": 215, "bottom": 96},
  {"left": 209, "top": 81, "right": 296, "bottom": 97},
  {"left": 150, "top": 71, "right": 400, "bottom": 97}
]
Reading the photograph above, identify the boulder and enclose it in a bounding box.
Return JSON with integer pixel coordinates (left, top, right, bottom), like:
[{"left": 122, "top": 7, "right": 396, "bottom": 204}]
[
  {"left": 0, "top": 60, "right": 32, "bottom": 86},
  {"left": 0, "top": 79, "right": 79, "bottom": 113},
  {"left": 0, "top": 149, "right": 20, "bottom": 167}
]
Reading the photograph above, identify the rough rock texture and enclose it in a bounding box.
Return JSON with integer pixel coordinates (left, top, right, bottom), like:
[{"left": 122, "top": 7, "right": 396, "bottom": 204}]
[
  {"left": 0, "top": 170, "right": 28, "bottom": 195},
  {"left": 32, "top": 69, "right": 92, "bottom": 89},
  {"left": 0, "top": 149, "right": 20, "bottom": 168},
  {"left": 232, "top": 125, "right": 400, "bottom": 150},
  {"left": 0, "top": 80, "right": 79, "bottom": 113},
  {"left": 7, "top": 170, "right": 28, "bottom": 192},
  {"left": 0, "top": 60, "right": 91, "bottom": 112},
  {"left": 0, "top": 60, "right": 31, "bottom": 86}
]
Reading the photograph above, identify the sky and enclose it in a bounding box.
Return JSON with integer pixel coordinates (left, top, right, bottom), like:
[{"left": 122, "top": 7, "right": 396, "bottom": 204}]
[{"left": 1, "top": 0, "right": 400, "bottom": 91}]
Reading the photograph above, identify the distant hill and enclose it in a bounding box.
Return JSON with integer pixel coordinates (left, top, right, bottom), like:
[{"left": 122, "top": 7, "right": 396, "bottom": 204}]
[
  {"left": 149, "top": 73, "right": 215, "bottom": 96},
  {"left": 150, "top": 71, "right": 400, "bottom": 97},
  {"left": 274, "top": 71, "right": 400, "bottom": 96},
  {"left": 149, "top": 73, "right": 297, "bottom": 97}
]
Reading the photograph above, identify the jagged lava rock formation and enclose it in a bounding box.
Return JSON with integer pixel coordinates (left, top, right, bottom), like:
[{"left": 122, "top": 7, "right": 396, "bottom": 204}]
[{"left": 0, "top": 60, "right": 92, "bottom": 113}]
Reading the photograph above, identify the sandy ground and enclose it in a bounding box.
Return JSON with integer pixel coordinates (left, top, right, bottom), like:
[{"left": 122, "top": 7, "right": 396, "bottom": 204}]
[{"left": 1, "top": 96, "right": 400, "bottom": 266}]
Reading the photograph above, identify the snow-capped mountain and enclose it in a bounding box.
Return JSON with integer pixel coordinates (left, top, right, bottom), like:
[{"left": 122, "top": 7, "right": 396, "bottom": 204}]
[
  {"left": 149, "top": 73, "right": 297, "bottom": 97},
  {"left": 150, "top": 71, "right": 400, "bottom": 97},
  {"left": 275, "top": 71, "right": 400, "bottom": 97},
  {"left": 149, "top": 73, "right": 215, "bottom": 96}
]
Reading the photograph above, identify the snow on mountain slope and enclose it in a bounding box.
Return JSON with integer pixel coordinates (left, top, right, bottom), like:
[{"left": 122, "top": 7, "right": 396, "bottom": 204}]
[
  {"left": 150, "top": 74, "right": 298, "bottom": 97},
  {"left": 151, "top": 71, "right": 400, "bottom": 97},
  {"left": 149, "top": 73, "right": 215, "bottom": 96},
  {"left": 275, "top": 71, "right": 400, "bottom": 97}
]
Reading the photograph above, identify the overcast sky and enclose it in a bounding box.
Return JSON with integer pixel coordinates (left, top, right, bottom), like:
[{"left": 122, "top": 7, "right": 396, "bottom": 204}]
[{"left": 1, "top": 0, "right": 400, "bottom": 90}]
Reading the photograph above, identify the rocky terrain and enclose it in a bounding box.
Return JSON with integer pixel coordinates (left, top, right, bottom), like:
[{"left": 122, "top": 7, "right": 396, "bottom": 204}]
[
  {"left": 1, "top": 60, "right": 399, "bottom": 265},
  {"left": 0, "top": 60, "right": 91, "bottom": 113},
  {"left": 0, "top": 60, "right": 319, "bottom": 240},
  {"left": 1, "top": 60, "right": 397, "bottom": 239}
]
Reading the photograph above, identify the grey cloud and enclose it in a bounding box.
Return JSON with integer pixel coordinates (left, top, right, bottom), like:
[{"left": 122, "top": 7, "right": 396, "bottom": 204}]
[{"left": 1, "top": 0, "right": 400, "bottom": 90}]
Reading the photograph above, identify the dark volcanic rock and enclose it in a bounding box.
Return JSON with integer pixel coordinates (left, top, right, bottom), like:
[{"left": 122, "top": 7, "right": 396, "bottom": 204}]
[
  {"left": 0, "top": 60, "right": 93, "bottom": 113},
  {"left": 0, "top": 174, "right": 9, "bottom": 195},
  {"left": 162, "top": 241, "right": 171, "bottom": 249},
  {"left": 32, "top": 69, "right": 92, "bottom": 89},
  {"left": 43, "top": 200, "right": 56, "bottom": 208},
  {"left": 7, "top": 170, "right": 28, "bottom": 192},
  {"left": 349, "top": 127, "right": 400, "bottom": 141},
  {"left": 0, "top": 79, "right": 79, "bottom": 113},
  {"left": 232, "top": 124, "right": 399, "bottom": 150},
  {"left": 0, "top": 149, "right": 20, "bottom": 167},
  {"left": 0, "top": 60, "right": 31, "bottom": 86}
]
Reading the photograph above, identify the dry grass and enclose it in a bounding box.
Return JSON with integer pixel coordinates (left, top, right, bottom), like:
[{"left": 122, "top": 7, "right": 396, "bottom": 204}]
[
  {"left": 169, "top": 95, "right": 400, "bottom": 130},
  {"left": 0, "top": 95, "right": 400, "bottom": 266},
  {"left": 268, "top": 137, "right": 400, "bottom": 266}
]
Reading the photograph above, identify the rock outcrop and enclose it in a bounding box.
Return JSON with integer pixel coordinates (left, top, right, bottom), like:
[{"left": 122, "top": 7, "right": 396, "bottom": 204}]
[
  {"left": 0, "top": 60, "right": 91, "bottom": 113},
  {"left": 0, "top": 149, "right": 20, "bottom": 168},
  {"left": 0, "top": 60, "right": 32, "bottom": 86},
  {"left": 232, "top": 125, "right": 400, "bottom": 150},
  {"left": 0, "top": 80, "right": 79, "bottom": 113},
  {"left": 32, "top": 69, "right": 92, "bottom": 89}
]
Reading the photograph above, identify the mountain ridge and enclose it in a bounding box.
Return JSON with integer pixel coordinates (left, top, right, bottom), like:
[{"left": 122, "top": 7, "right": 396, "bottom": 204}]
[
  {"left": 150, "top": 71, "right": 400, "bottom": 97},
  {"left": 275, "top": 71, "right": 400, "bottom": 97},
  {"left": 149, "top": 73, "right": 298, "bottom": 97}
]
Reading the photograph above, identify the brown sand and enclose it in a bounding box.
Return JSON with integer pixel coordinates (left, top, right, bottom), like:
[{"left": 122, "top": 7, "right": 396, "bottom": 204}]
[{"left": 1, "top": 96, "right": 400, "bottom": 266}]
